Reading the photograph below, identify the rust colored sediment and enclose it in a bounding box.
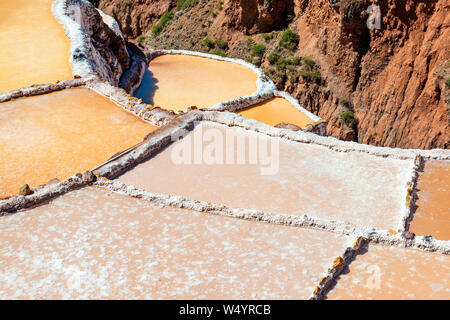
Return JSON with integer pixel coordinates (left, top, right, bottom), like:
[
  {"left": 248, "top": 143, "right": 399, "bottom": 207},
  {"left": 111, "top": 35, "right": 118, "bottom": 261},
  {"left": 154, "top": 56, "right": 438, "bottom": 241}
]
[
  {"left": 326, "top": 243, "right": 450, "bottom": 300},
  {"left": 0, "top": 186, "right": 350, "bottom": 299},
  {"left": 0, "top": 87, "right": 156, "bottom": 198},
  {"left": 409, "top": 160, "right": 450, "bottom": 240},
  {"left": 238, "top": 97, "right": 315, "bottom": 129},
  {"left": 0, "top": 0, "right": 72, "bottom": 93},
  {"left": 135, "top": 54, "right": 258, "bottom": 110}
]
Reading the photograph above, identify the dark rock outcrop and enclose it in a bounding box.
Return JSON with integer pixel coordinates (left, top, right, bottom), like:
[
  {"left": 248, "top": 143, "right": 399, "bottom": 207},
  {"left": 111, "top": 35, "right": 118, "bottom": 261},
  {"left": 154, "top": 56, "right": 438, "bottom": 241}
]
[{"left": 67, "top": 0, "right": 131, "bottom": 84}]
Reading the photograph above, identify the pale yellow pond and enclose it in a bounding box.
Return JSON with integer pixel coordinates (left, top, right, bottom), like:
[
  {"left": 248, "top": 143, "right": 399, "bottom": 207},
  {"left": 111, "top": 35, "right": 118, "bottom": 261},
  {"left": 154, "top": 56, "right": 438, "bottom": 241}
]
[
  {"left": 0, "top": 88, "right": 157, "bottom": 198},
  {"left": 409, "top": 160, "right": 450, "bottom": 240},
  {"left": 135, "top": 54, "right": 258, "bottom": 111},
  {"left": 327, "top": 244, "right": 450, "bottom": 300},
  {"left": 238, "top": 97, "right": 315, "bottom": 128},
  {"left": 0, "top": 0, "right": 72, "bottom": 93}
]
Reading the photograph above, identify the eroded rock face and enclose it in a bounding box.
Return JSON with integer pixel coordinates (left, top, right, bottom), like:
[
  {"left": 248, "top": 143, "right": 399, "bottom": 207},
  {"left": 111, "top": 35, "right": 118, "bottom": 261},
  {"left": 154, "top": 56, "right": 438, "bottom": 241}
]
[
  {"left": 286, "top": 0, "right": 449, "bottom": 149},
  {"left": 67, "top": 0, "right": 130, "bottom": 83},
  {"left": 212, "top": 0, "right": 292, "bottom": 36},
  {"left": 99, "top": 0, "right": 176, "bottom": 39}
]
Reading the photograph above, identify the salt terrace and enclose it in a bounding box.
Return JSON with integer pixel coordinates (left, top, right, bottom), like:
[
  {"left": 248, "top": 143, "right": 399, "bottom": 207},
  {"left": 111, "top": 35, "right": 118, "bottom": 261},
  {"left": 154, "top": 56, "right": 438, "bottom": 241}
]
[{"left": 0, "top": 0, "right": 449, "bottom": 300}]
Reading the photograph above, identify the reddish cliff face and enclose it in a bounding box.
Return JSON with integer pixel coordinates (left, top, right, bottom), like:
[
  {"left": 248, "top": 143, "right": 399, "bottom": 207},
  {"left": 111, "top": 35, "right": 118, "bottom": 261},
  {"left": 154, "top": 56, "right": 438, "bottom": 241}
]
[
  {"left": 99, "top": 0, "right": 176, "bottom": 39},
  {"left": 212, "top": 0, "right": 292, "bottom": 35},
  {"left": 287, "top": 0, "right": 449, "bottom": 149},
  {"left": 99, "top": 0, "right": 449, "bottom": 149}
]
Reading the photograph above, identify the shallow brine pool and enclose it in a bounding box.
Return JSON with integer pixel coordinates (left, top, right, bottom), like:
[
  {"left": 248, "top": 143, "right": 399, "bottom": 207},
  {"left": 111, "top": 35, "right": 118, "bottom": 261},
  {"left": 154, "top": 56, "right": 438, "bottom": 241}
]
[
  {"left": 0, "top": 0, "right": 72, "bottom": 93},
  {"left": 0, "top": 88, "right": 156, "bottom": 198},
  {"left": 135, "top": 54, "right": 258, "bottom": 110}
]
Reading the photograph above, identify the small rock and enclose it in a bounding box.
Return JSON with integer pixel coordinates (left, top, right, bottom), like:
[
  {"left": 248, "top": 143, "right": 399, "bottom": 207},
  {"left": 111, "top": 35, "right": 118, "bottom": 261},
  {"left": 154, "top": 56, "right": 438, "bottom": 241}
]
[
  {"left": 83, "top": 171, "right": 96, "bottom": 183},
  {"left": 332, "top": 256, "right": 344, "bottom": 269},
  {"left": 19, "top": 184, "right": 33, "bottom": 196},
  {"left": 402, "top": 231, "right": 415, "bottom": 240}
]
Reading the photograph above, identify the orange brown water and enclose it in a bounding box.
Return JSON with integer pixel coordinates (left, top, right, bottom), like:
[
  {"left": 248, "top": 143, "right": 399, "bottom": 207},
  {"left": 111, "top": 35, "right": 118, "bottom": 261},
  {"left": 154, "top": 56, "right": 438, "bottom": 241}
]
[
  {"left": 409, "top": 160, "right": 450, "bottom": 240},
  {"left": 238, "top": 97, "right": 315, "bottom": 128},
  {"left": 0, "top": 88, "right": 156, "bottom": 198},
  {"left": 0, "top": 186, "right": 350, "bottom": 299},
  {"left": 0, "top": 0, "right": 72, "bottom": 93},
  {"left": 327, "top": 244, "right": 450, "bottom": 300},
  {"left": 135, "top": 55, "right": 258, "bottom": 110},
  {"left": 117, "top": 123, "right": 410, "bottom": 230}
]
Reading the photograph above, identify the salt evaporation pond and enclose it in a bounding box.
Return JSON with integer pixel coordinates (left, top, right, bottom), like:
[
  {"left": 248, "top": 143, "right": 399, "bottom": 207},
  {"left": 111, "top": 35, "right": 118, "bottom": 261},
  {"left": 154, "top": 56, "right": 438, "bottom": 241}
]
[
  {"left": 238, "top": 97, "right": 316, "bottom": 129},
  {"left": 409, "top": 160, "right": 450, "bottom": 240},
  {"left": 0, "top": 186, "right": 350, "bottom": 299},
  {"left": 327, "top": 243, "right": 450, "bottom": 300},
  {"left": 0, "top": 0, "right": 72, "bottom": 93},
  {"left": 116, "top": 123, "right": 411, "bottom": 230},
  {"left": 135, "top": 54, "right": 258, "bottom": 110},
  {"left": 0, "top": 88, "right": 156, "bottom": 198}
]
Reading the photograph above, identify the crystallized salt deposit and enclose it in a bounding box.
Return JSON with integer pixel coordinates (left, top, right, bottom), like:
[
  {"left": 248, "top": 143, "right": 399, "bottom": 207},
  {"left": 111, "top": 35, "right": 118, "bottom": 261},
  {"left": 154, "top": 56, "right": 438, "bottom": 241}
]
[
  {"left": 116, "top": 122, "right": 411, "bottom": 230},
  {"left": 0, "top": 186, "right": 350, "bottom": 299}
]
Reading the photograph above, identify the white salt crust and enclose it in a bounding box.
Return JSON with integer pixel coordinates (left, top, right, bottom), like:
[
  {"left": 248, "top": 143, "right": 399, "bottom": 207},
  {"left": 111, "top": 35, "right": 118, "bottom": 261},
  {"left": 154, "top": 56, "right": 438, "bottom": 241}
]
[
  {"left": 52, "top": 0, "right": 96, "bottom": 78},
  {"left": 0, "top": 174, "right": 448, "bottom": 300},
  {"left": 89, "top": 111, "right": 448, "bottom": 242},
  {"left": 93, "top": 180, "right": 450, "bottom": 256}
]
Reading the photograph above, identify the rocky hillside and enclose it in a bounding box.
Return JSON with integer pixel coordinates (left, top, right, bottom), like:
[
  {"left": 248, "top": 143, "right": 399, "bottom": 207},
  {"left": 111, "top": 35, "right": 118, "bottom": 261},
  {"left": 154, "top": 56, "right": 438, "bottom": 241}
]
[{"left": 98, "top": 0, "right": 449, "bottom": 149}]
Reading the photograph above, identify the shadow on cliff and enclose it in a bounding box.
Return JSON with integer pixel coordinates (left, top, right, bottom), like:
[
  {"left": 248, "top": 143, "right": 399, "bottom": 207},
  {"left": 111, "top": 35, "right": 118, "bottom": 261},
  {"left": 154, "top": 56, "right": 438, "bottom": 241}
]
[{"left": 134, "top": 68, "right": 158, "bottom": 105}]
